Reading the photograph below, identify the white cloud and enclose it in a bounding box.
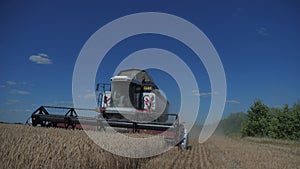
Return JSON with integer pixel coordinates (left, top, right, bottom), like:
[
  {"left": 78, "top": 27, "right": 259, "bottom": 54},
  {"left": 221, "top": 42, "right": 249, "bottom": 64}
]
[
  {"left": 5, "top": 99, "right": 20, "bottom": 105},
  {"left": 226, "top": 100, "right": 240, "bottom": 104},
  {"left": 84, "top": 92, "right": 96, "bottom": 100},
  {"left": 256, "top": 27, "right": 269, "bottom": 36},
  {"left": 197, "top": 92, "right": 212, "bottom": 97},
  {"left": 38, "top": 53, "right": 48, "bottom": 57},
  {"left": 29, "top": 53, "right": 52, "bottom": 64},
  {"left": 9, "top": 89, "right": 31, "bottom": 95},
  {"left": 6, "top": 81, "right": 17, "bottom": 85},
  {"left": 4, "top": 81, "right": 32, "bottom": 86},
  {"left": 192, "top": 90, "right": 199, "bottom": 93},
  {"left": 192, "top": 90, "right": 216, "bottom": 97}
]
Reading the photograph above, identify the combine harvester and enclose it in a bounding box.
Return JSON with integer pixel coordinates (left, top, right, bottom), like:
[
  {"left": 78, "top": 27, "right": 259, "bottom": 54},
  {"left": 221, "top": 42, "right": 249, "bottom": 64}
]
[{"left": 27, "top": 69, "right": 189, "bottom": 150}]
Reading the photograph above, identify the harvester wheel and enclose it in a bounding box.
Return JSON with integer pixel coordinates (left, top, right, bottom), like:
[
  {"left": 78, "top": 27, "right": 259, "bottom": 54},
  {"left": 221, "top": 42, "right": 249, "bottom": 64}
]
[
  {"left": 32, "top": 121, "right": 37, "bottom": 126},
  {"left": 65, "top": 123, "right": 70, "bottom": 129},
  {"left": 65, "top": 122, "right": 75, "bottom": 130},
  {"left": 71, "top": 123, "right": 76, "bottom": 130},
  {"left": 51, "top": 122, "right": 57, "bottom": 127}
]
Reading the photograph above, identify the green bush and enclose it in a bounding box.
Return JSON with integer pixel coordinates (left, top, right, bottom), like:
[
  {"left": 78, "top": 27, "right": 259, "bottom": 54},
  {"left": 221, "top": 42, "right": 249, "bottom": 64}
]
[{"left": 241, "top": 100, "right": 300, "bottom": 140}]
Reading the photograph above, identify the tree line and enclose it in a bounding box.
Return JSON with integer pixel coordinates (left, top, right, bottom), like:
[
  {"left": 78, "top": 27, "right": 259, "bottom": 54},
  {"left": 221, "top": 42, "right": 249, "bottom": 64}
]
[
  {"left": 242, "top": 100, "right": 300, "bottom": 140},
  {"left": 220, "top": 100, "right": 300, "bottom": 140}
]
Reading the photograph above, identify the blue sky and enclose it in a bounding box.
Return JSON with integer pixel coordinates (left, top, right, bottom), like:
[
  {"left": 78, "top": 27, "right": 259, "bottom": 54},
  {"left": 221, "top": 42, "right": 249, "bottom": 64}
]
[{"left": 0, "top": 0, "right": 299, "bottom": 123}]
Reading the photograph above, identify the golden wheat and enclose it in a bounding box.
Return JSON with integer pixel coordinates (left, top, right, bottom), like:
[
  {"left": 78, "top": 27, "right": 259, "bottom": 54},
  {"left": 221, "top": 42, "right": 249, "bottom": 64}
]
[{"left": 1, "top": 124, "right": 299, "bottom": 169}]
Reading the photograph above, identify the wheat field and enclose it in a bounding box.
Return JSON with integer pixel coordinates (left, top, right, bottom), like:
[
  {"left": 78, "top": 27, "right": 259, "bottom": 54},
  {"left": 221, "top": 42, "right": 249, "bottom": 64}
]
[{"left": 0, "top": 123, "right": 299, "bottom": 169}]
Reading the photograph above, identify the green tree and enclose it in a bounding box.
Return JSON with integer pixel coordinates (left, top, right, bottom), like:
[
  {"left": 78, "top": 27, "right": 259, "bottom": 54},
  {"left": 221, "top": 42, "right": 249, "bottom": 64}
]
[
  {"left": 242, "top": 100, "right": 300, "bottom": 140},
  {"left": 268, "top": 104, "right": 292, "bottom": 139},
  {"left": 242, "top": 100, "right": 270, "bottom": 137},
  {"left": 291, "top": 102, "right": 300, "bottom": 140}
]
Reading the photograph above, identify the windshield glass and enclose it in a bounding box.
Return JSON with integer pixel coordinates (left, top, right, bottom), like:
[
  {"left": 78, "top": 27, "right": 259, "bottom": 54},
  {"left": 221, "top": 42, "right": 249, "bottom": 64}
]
[{"left": 111, "top": 81, "right": 143, "bottom": 108}]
